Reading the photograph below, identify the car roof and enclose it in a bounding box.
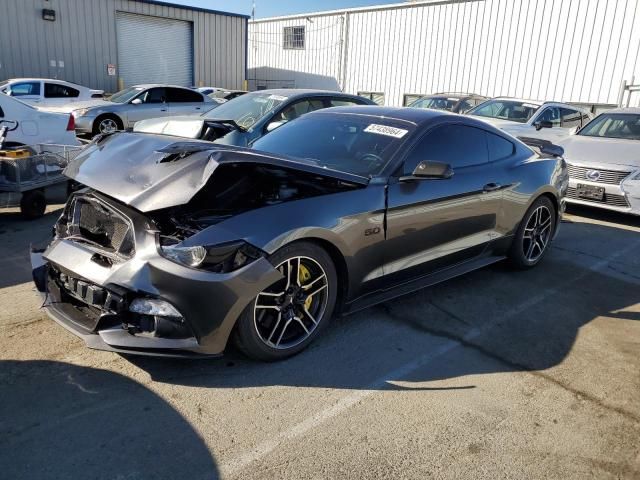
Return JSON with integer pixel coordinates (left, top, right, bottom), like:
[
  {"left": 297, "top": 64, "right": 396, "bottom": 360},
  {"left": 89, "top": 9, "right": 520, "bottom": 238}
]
[
  {"left": 491, "top": 97, "right": 544, "bottom": 105},
  {"left": 6, "top": 78, "right": 76, "bottom": 84},
  {"left": 247, "top": 88, "right": 366, "bottom": 99},
  {"left": 422, "top": 92, "right": 483, "bottom": 98},
  {"left": 131, "top": 84, "right": 196, "bottom": 89},
  {"left": 601, "top": 107, "right": 640, "bottom": 114},
  {"left": 310, "top": 105, "right": 456, "bottom": 125}
]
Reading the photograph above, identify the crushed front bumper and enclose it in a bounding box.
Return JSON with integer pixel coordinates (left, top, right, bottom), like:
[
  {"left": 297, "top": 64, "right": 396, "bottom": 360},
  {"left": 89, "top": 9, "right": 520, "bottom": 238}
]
[
  {"left": 32, "top": 246, "right": 281, "bottom": 357},
  {"left": 31, "top": 194, "right": 282, "bottom": 357}
]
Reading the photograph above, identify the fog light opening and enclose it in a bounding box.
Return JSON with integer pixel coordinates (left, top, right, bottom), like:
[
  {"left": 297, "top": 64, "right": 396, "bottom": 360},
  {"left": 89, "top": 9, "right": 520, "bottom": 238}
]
[{"left": 129, "top": 298, "right": 183, "bottom": 319}]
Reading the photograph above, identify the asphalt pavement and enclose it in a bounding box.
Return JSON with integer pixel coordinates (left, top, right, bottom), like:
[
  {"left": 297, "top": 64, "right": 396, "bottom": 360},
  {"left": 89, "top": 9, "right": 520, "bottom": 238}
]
[{"left": 1, "top": 196, "right": 639, "bottom": 479}]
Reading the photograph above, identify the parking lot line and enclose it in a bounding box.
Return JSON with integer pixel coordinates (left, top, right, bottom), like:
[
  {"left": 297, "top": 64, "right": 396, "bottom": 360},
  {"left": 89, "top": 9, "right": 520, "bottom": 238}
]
[{"left": 219, "top": 239, "right": 640, "bottom": 478}]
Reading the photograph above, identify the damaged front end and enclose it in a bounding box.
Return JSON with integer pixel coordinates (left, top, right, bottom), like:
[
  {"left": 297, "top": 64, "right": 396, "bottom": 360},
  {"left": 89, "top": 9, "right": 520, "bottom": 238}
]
[{"left": 32, "top": 132, "right": 365, "bottom": 356}]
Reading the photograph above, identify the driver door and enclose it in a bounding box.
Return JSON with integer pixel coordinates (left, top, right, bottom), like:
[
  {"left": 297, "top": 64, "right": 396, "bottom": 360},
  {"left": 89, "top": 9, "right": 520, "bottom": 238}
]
[
  {"left": 126, "top": 87, "right": 169, "bottom": 126},
  {"left": 384, "top": 123, "right": 503, "bottom": 283}
]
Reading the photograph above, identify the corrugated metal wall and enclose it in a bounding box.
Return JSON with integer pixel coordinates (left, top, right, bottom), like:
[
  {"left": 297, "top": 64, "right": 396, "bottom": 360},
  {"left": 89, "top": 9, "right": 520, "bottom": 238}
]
[
  {"left": 0, "top": 0, "right": 247, "bottom": 92},
  {"left": 249, "top": 0, "right": 640, "bottom": 107}
]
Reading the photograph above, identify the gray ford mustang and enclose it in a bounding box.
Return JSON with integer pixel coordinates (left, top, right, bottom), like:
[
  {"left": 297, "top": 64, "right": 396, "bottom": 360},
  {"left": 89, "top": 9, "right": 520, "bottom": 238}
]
[{"left": 31, "top": 106, "right": 568, "bottom": 361}]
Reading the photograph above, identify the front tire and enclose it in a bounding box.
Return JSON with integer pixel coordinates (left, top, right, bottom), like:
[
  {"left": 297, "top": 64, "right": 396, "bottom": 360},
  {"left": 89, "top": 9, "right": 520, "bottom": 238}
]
[
  {"left": 234, "top": 241, "right": 338, "bottom": 361},
  {"left": 508, "top": 196, "right": 556, "bottom": 269}
]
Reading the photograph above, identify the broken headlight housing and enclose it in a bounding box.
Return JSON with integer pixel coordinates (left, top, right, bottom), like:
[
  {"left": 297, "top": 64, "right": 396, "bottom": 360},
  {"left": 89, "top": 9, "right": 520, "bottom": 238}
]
[{"left": 159, "top": 239, "right": 264, "bottom": 272}]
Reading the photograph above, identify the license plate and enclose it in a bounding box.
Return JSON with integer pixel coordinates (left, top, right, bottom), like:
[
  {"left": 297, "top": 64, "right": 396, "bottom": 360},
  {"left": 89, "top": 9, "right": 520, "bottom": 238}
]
[{"left": 576, "top": 183, "right": 604, "bottom": 201}]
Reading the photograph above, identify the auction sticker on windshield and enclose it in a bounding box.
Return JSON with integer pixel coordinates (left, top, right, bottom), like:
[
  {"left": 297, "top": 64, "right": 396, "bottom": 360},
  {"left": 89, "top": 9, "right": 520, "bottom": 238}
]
[
  {"left": 268, "top": 95, "right": 288, "bottom": 101},
  {"left": 364, "top": 124, "right": 409, "bottom": 138}
]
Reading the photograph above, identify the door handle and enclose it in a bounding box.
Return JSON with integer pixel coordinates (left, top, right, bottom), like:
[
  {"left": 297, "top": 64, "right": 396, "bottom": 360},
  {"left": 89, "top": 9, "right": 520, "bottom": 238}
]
[
  {"left": 483, "top": 183, "right": 502, "bottom": 192},
  {"left": 195, "top": 107, "right": 201, "bottom": 110},
  {"left": 160, "top": 108, "right": 167, "bottom": 112}
]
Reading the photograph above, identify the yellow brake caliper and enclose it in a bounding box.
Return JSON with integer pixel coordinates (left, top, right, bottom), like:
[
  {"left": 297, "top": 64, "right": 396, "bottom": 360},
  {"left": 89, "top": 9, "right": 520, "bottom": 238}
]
[{"left": 298, "top": 264, "right": 313, "bottom": 311}]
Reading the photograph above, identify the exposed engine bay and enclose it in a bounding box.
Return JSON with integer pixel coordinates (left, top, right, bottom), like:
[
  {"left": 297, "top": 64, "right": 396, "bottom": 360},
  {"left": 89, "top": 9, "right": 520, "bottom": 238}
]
[{"left": 149, "top": 162, "right": 362, "bottom": 241}]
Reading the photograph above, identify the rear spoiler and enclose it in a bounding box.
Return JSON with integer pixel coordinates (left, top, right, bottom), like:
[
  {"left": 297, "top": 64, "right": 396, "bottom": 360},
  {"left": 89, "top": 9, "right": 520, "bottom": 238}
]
[{"left": 517, "top": 136, "right": 564, "bottom": 158}]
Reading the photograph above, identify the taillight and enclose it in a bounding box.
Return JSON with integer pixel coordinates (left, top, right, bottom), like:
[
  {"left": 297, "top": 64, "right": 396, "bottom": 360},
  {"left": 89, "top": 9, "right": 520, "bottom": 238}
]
[{"left": 66, "top": 115, "right": 75, "bottom": 131}]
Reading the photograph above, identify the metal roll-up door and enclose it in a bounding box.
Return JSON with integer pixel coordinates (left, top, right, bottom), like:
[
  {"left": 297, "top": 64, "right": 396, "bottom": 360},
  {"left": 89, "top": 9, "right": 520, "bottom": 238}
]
[{"left": 116, "top": 12, "right": 193, "bottom": 88}]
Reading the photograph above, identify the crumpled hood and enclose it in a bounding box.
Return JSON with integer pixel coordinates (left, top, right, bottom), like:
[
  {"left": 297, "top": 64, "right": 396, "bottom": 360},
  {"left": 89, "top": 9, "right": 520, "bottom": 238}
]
[
  {"left": 557, "top": 135, "right": 640, "bottom": 170},
  {"left": 64, "top": 132, "right": 368, "bottom": 212},
  {"left": 39, "top": 99, "right": 113, "bottom": 113},
  {"left": 134, "top": 116, "right": 206, "bottom": 139}
]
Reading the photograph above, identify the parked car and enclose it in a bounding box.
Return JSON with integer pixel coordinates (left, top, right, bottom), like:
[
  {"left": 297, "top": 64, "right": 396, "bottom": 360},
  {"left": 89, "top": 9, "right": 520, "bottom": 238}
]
[
  {"left": 467, "top": 98, "right": 593, "bottom": 141},
  {"left": 134, "top": 89, "right": 375, "bottom": 146},
  {"left": 32, "top": 106, "right": 566, "bottom": 361},
  {"left": 408, "top": 92, "right": 487, "bottom": 113},
  {"left": 0, "top": 78, "right": 103, "bottom": 106},
  {"left": 0, "top": 93, "right": 78, "bottom": 147},
  {"left": 197, "top": 87, "right": 247, "bottom": 102},
  {"left": 557, "top": 107, "right": 640, "bottom": 215},
  {"left": 46, "top": 84, "right": 215, "bottom": 136}
]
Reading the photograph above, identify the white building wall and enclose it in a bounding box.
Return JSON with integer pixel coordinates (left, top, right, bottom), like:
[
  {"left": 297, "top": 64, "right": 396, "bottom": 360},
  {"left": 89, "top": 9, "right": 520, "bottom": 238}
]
[{"left": 249, "top": 0, "right": 640, "bottom": 107}]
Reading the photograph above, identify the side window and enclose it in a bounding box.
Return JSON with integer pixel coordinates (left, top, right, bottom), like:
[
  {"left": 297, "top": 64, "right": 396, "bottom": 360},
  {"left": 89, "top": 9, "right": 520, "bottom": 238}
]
[
  {"left": 277, "top": 99, "right": 325, "bottom": 122},
  {"left": 404, "top": 124, "right": 489, "bottom": 174},
  {"left": 560, "top": 108, "right": 582, "bottom": 128},
  {"left": 167, "top": 88, "right": 204, "bottom": 103},
  {"left": 403, "top": 94, "right": 424, "bottom": 106},
  {"left": 141, "top": 88, "right": 166, "bottom": 104},
  {"left": 457, "top": 99, "right": 474, "bottom": 113},
  {"left": 331, "top": 98, "right": 364, "bottom": 107},
  {"left": 10, "top": 82, "right": 41, "bottom": 96},
  {"left": 0, "top": 106, "right": 4, "bottom": 117},
  {"left": 536, "top": 107, "right": 561, "bottom": 127},
  {"left": 44, "top": 83, "right": 80, "bottom": 98},
  {"left": 487, "top": 132, "right": 514, "bottom": 161},
  {"left": 358, "top": 91, "right": 385, "bottom": 105}
]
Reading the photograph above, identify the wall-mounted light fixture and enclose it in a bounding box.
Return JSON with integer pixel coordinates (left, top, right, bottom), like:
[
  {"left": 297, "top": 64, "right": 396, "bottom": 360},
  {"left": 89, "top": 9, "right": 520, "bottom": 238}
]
[{"left": 42, "top": 9, "right": 56, "bottom": 21}]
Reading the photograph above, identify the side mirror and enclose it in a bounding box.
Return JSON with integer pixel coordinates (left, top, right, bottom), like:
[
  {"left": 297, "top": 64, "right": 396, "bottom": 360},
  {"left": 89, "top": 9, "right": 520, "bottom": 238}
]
[
  {"left": 534, "top": 120, "right": 553, "bottom": 131},
  {"left": 266, "top": 120, "right": 286, "bottom": 132},
  {"left": 400, "top": 161, "right": 454, "bottom": 181},
  {"left": 131, "top": 98, "right": 142, "bottom": 105}
]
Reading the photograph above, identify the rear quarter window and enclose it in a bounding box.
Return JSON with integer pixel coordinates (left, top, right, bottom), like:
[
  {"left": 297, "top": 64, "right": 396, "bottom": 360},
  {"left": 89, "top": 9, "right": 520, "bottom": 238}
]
[{"left": 487, "top": 132, "right": 514, "bottom": 161}]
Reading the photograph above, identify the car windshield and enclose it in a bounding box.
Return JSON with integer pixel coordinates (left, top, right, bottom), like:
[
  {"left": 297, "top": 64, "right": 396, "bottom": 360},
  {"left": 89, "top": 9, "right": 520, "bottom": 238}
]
[
  {"left": 252, "top": 113, "right": 413, "bottom": 177},
  {"left": 202, "top": 92, "right": 288, "bottom": 129},
  {"left": 468, "top": 100, "right": 539, "bottom": 123},
  {"left": 578, "top": 113, "right": 640, "bottom": 140},
  {"left": 410, "top": 97, "right": 459, "bottom": 111},
  {"left": 109, "top": 87, "right": 144, "bottom": 103}
]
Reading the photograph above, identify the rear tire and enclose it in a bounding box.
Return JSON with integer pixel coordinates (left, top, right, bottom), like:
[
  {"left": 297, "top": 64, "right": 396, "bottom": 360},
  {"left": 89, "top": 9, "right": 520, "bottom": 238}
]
[
  {"left": 508, "top": 196, "right": 556, "bottom": 269},
  {"left": 233, "top": 241, "right": 338, "bottom": 362},
  {"left": 93, "top": 115, "right": 123, "bottom": 136},
  {"left": 20, "top": 190, "right": 46, "bottom": 219}
]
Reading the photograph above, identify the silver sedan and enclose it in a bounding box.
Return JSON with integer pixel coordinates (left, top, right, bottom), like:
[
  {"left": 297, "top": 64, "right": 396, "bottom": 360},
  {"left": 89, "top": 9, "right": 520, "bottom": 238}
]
[
  {"left": 67, "top": 84, "right": 216, "bottom": 136},
  {"left": 558, "top": 107, "right": 640, "bottom": 215}
]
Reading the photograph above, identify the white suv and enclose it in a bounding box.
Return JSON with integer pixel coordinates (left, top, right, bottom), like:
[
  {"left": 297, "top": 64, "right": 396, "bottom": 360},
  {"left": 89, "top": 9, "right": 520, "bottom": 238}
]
[{"left": 468, "top": 98, "right": 593, "bottom": 142}]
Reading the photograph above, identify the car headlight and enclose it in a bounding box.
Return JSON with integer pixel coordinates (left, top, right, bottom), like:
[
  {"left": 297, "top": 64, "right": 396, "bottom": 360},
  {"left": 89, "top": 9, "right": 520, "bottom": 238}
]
[
  {"left": 73, "top": 108, "right": 91, "bottom": 117},
  {"left": 159, "top": 240, "right": 264, "bottom": 272}
]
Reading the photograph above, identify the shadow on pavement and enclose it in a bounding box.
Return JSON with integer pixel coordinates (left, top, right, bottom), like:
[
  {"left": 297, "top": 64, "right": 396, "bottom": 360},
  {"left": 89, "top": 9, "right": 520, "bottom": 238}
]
[
  {"left": 0, "top": 209, "right": 61, "bottom": 289},
  {"left": 0, "top": 360, "right": 219, "bottom": 480},
  {"left": 565, "top": 204, "right": 640, "bottom": 228},
  {"left": 126, "top": 250, "right": 639, "bottom": 397}
]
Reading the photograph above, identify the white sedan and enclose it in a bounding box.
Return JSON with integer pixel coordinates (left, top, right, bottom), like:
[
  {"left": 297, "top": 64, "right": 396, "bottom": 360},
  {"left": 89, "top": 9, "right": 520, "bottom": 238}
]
[
  {"left": 467, "top": 98, "right": 593, "bottom": 142},
  {"left": 557, "top": 108, "right": 640, "bottom": 215},
  {"left": 0, "top": 78, "right": 103, "bottom": 107},
  {"left": 0, "top": 93, "right": 79, "bottom": 147}
]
